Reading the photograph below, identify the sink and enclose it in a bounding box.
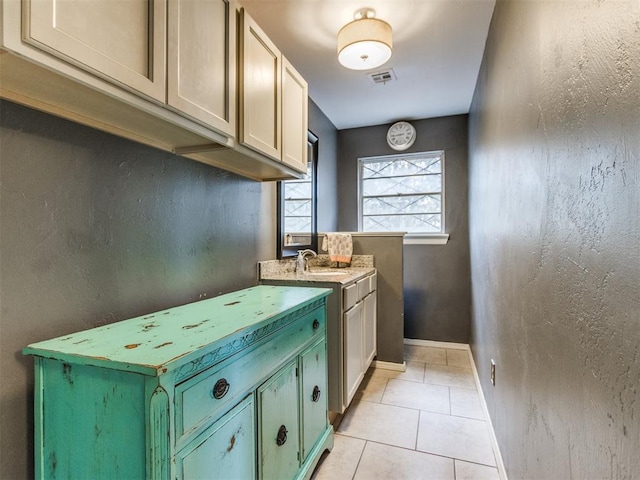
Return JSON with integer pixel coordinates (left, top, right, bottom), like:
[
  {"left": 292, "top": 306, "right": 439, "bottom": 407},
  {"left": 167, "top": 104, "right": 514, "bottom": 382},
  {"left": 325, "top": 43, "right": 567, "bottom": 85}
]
[{"left": 305, "top": 271, "right": 349, "bottom": 276}]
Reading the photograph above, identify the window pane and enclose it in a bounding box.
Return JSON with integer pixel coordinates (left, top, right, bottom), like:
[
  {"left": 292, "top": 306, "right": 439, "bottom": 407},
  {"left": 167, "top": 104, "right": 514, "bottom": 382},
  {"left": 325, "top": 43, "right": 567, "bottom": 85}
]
[
  {"left": 285, "top": 181, "right": 311, "bottom": 199},
  {"left": 285, "top": 216, "right": 311, "bottom": 232},
  {"left": 363, "top": 194, "right": 441, "bottom": 215},
  {"left": 284, "top": 200, "right": 311, "bottom": 217},
  {"left": 363, "top": 214, "right": 441, "bottom": 233},
  {"left": 362, "top": 174, "right": 441, "bottom": 196},
  {"left": 362, "top": 157, "right": 441, "bottom": 179}
]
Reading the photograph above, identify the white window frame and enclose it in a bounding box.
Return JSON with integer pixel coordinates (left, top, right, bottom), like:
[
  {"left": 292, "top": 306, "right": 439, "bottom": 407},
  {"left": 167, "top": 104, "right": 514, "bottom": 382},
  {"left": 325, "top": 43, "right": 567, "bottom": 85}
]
[{"left": 357, "top": 151, "right": 449, "bottom": 245}]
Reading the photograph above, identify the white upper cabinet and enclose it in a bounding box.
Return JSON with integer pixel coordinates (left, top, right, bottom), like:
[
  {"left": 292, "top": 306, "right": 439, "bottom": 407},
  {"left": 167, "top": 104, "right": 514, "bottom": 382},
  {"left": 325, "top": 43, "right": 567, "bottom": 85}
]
[
  {"left": 238, "top": 8, "right": 308, "bottom": 174},
  {"left": 282, "top": 57, "right": 308, "bottom": 172},
  {"left": 1, "top": 1, "right": 308, "bottom": 180},
  {"left": 167, "top": 0, "right": 236, "bottom": 137},
  {"left": 23, "top": 0, "right": 166, "bottom": 102},
  {"left": 238, "top": 9, "right": 282, "bottom": 162}
]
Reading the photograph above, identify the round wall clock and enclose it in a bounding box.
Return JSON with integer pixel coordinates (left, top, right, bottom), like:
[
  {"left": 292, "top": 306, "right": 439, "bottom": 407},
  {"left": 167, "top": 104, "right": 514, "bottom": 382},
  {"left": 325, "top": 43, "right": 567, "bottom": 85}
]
[{"left": 386, "top": 121, "right": 416, "bottom": 151}]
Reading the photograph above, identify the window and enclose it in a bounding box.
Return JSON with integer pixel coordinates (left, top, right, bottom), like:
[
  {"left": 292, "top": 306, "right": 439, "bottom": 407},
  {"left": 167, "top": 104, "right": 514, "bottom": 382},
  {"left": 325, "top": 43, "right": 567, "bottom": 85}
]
[
  {"left": 277, "top": 132, "right": 318, "bottom": 258},
  {"left": 282, "top": 162, "right": 313, "bottom": 239},
  {"left": 359, "top": 151, "right": 445, "bottom": 238}
]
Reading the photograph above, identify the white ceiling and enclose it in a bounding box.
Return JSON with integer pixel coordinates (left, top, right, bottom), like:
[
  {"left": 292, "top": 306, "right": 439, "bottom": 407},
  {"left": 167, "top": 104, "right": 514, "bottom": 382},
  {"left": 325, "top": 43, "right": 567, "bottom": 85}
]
[{"left": 241, "top": 0, "right": 496, "bottom": 130}]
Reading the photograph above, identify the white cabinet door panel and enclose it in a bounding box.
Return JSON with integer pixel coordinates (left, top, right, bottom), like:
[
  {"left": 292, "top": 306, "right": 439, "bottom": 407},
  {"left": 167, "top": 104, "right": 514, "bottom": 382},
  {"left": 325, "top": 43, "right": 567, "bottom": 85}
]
[
  {"left": 25, "top": 0, "right": 166, "bottom": 101},
  {"left": 168, "top": 0, "right": 236, "bottom": 136},
  {"left": 344, "top": 302, "right": 364, "bottom": 406}
]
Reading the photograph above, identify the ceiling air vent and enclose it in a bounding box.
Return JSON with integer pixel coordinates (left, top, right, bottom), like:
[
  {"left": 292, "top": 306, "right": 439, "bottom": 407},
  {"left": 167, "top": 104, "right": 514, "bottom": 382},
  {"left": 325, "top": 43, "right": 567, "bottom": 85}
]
[{"left": 367, "top": 68, "right": 396, "bottom": 85}]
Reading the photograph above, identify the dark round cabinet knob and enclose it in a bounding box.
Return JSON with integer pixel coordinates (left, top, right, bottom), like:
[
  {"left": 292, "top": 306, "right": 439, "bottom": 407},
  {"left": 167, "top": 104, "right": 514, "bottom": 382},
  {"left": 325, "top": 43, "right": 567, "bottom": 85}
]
[
  {"left": 213, "top": 378, "right": 230, "bottom": 399},
  {"left": 312, "top": 385, "right": 321, "bottom": 402},
  {"left": 312, "top": 319, "right": 320, "bottom": 330},
  {"left": 276, "top": 425, "right": 288, "bottom": 446}
]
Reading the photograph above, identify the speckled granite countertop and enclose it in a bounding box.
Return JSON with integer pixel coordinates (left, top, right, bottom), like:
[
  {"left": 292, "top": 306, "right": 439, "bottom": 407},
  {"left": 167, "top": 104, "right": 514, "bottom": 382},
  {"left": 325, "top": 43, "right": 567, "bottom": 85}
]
[{"left": 258, "top": 255, "right": 375, "bottom": 285}]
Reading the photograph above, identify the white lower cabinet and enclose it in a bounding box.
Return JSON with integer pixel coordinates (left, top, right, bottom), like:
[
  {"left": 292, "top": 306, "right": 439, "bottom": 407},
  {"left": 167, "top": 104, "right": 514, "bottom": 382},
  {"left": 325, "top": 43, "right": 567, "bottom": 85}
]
[
  {"left": 342, "top": 273, "right": 378, "bottom": 409},
  {"left": 344, "top": 302, "right": 364, "bottom": 406}
]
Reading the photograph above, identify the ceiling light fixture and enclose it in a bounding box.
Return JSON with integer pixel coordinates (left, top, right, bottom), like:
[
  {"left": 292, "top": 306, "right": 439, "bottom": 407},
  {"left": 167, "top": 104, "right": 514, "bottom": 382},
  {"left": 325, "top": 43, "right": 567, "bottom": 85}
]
[{"left": 337, "top": 8, "right": 392, "bottom": 71}]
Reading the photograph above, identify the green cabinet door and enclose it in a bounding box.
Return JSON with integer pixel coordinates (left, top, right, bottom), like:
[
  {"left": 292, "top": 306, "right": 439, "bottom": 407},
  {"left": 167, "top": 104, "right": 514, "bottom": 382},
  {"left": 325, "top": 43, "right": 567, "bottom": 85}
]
[
  {"left": 258, "top": 360, "right": 300, "bottom": 480},
  {"left": 300, "top": 338, "right": 328, "bottom": 462},
  {"left": 176, "top": 395, "right": 256, "bottom": 480}
]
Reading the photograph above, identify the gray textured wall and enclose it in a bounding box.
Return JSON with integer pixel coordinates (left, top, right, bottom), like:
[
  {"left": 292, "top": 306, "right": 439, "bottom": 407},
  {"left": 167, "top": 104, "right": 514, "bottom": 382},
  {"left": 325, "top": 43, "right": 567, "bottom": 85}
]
[
  {"left": 338, "top": 116, "right": 471, "bottom": 342},
  {"left": 468, "top": 0, "right": 640, "bottom": 478},
  {"left": 350, "top": 235, "right": 405, "bottom": 364},
  {"left": 0, "top": 100, "right": 276, "bottom": 479},
  {"left": 309, "top": 98, "right": 339, "bottom": 232}
]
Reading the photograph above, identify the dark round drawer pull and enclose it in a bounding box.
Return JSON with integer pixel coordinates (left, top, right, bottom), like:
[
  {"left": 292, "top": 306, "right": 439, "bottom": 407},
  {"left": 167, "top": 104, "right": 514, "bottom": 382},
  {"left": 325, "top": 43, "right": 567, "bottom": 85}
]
[
  {"left": 276, "top": 425, "right": 288, "bottom": 446},
  {"left": 213, "top": 378, "right": 230, "bottom": 399},
  {"left": 312, "top": 319, "right": 320, "bottom": 330},
  {"left": 312, "top": 385, "right": 321, "bottom": 402}
]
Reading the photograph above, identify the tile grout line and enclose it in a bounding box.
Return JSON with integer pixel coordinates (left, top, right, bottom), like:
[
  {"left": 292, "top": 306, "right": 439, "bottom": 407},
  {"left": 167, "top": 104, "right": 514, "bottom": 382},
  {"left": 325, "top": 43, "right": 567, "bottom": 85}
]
[
  {"left": 350, "top": 440, "right": 367, "bottom": 480},
  {"left": 415, "top": 410, "right": 421, "bottom": 451},
  {"left": 336, "top": 434, "right": 500, "bottom": 471}
]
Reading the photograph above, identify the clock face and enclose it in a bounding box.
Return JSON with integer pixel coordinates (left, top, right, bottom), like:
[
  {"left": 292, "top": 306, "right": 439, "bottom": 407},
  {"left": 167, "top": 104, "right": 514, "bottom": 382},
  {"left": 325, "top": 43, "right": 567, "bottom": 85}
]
[{"left": 387, "top": 121, "right": 416, "bottom": 151}]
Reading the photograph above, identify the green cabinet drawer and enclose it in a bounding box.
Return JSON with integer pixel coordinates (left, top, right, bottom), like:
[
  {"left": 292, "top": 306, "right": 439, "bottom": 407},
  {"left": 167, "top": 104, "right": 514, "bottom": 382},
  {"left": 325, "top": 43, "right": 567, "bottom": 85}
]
[
  {"left": 176, "top": 394, "right": 256, "bottom": 480},
  {"left": 175, "top": 305, "right": 325, "bottom": 444},
  {"left": 258, "top": 360, "right": 300, "bottom": 480},
  {"left": 300, "top": 338, "right": 328, "bottom": 462}
]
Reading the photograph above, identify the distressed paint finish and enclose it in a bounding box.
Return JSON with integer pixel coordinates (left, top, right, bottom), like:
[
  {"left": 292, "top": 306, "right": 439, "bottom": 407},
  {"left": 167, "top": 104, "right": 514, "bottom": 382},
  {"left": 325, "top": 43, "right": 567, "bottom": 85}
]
[
  {"left": 469, "top": 0, "right": 640, "bottom": 478},
  {"left": 24, "top": 286, "right": 331, "bottom": 479}
]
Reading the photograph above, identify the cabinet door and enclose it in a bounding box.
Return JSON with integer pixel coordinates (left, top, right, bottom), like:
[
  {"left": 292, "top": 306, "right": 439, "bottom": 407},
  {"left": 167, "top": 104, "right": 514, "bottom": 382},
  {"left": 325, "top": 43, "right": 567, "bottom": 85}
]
[
  {"left": 24, "top": 0, "right": 166, "bottom": 101},
  {"left": 281, "top": 57, "right": 308, "bottom": 173},
  {"left": 168, "top": 0, "right": 236, "bottom": 136},
  {"left": 363, "top": 291, "right": 377, "bottom": 370},
  {"left": 344, "top": 302, "right": 364, "bottom": 407},
  {"left": 239, "top": 9, "right": 282, "bottom": 161},
  {"left": 176, "top": 394, "right": 256, "bottom": 480},
  {"left": 258, "top": 361, "right": 299, "bottom": 480},
  {"left": 300, "top": 338, "right": 327, "bottom": 462}
]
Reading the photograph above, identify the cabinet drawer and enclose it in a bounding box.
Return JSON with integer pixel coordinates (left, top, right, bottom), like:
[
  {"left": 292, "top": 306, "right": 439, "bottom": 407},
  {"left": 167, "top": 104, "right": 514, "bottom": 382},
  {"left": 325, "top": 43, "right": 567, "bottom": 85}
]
[
  {"left": 357, "top": 277, "right": 371, "bottom": 300},
  {"left": 176, "top": 394, "right": 256, "bottom": 480},
  {"left": 175, "top": 306, "right": 325, "bottom": 443},
  {"left": 370, "top": 272, "right": 377, "bottom": 292},
  {"left": 343, "top": 283, "right": 358, "bottom": 310}
]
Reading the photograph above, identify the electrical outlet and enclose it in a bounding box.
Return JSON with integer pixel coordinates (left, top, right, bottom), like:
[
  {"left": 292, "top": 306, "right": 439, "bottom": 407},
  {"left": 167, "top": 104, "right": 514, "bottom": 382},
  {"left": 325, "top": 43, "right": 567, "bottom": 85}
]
[{"left": 490, "top": 359, "right": 496, "bottom": 386}]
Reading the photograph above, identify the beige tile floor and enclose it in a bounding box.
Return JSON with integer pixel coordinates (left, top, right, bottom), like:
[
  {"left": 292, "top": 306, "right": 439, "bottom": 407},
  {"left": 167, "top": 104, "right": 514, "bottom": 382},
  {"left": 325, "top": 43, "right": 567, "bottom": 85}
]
[{"left": 312, "top": 344, "right": 502, "bottom": 480}]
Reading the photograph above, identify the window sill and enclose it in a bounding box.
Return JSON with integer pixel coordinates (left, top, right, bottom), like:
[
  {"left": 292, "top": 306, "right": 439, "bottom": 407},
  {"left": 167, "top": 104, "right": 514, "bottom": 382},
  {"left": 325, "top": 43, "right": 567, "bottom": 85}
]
[{"left": 403, "top": 234, "right": 449, "bottom": 245}]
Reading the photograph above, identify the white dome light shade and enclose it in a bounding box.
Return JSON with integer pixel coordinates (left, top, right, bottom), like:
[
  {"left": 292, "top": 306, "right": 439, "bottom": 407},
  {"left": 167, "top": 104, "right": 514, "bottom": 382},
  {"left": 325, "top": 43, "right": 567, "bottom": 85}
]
[{"left": 337, "top": 16, "right": 392, "bottom": 71}]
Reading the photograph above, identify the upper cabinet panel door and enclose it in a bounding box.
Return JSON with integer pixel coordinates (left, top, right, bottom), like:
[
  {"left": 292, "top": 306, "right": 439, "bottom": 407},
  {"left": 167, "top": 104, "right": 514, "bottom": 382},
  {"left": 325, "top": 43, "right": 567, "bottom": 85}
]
[
  {"left": 281, "top": 57, "right": 308, "bottom": 173},
  {"left": 239, "top": 9, "right": 281, "bottom": 161},
  {"left": 24, "top": 0, "right": 166, "bottom": 102},
  {"left": 167, "top": 0, "right": 236, "bottom": 137}
]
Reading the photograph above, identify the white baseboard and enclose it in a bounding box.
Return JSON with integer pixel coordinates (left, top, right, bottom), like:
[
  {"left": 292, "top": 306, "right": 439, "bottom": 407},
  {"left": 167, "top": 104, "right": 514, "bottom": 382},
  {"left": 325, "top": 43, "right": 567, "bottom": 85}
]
[
  {"left": 468, "top": 349, "right": 508, "bottom": 480},
  {"left": 403, "top": 338, "right": 469, "bottom": 351},
  {"left": 371, "top": 360, "right": 407, "bottom": 372}
]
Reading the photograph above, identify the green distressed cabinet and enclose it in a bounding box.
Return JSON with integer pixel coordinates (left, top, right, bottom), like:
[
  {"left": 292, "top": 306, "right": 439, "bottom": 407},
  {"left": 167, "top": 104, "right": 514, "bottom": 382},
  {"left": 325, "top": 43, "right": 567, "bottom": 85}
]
[{"left": 23, "top": 285, "right": 333, "bottom": 480}]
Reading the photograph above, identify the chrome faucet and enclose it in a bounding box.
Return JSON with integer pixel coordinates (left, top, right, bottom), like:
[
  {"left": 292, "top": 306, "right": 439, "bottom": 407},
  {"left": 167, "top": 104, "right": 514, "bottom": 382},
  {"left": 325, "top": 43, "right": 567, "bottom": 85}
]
[{"left": 296, "top": 249, "right": 317, "bottom": 272}]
